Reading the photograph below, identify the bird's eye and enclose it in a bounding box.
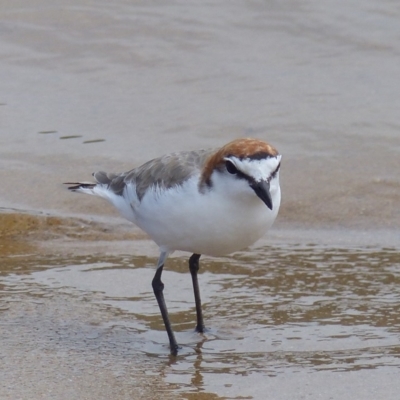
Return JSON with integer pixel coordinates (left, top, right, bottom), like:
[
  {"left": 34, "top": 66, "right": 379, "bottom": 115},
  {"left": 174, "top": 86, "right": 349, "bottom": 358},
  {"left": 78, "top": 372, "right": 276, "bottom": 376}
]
[{"left": 225, "top": 160, "right": 238, "bottom": 174}]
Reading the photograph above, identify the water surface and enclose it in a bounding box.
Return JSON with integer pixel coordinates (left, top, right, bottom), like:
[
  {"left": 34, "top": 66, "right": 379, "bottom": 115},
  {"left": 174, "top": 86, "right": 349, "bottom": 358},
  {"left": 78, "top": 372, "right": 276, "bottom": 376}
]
[{"left": 1, "top": 239, "right": 399, "bottom": 399}]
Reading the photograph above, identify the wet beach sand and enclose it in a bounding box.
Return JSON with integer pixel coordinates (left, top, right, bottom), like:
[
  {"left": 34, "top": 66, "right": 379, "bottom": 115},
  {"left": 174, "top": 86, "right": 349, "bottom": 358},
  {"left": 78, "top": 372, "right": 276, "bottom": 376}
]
[{"left": 1, "top": 1, "right": 400, "bottom": 399}]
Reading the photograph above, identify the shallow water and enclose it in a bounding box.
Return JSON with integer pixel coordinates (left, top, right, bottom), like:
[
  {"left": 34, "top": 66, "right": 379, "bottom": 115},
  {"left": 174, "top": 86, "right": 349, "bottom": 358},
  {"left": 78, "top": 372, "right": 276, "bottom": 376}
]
[{"left": 1, "top": 240, "right": 400, "bottom": 398}]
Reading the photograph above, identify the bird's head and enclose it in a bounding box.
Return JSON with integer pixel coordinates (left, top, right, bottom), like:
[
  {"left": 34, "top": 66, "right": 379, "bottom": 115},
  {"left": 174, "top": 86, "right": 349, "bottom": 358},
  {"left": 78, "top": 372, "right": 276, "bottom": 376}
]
[{"left": 200, "top": 138, "right": 281, "bottom": 210}]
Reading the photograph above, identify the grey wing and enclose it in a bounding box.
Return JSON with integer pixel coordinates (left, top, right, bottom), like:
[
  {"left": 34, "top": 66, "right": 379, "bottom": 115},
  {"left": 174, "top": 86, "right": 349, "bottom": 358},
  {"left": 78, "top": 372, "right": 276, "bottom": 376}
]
[
  {"left": 95, "top": 149, "right": 214, "bottom": 200},
  {"left": 129, "top": 149, "right": 213, "bottom": 200},
  {"left": 92, "top": 171, "right": 126, "bottom": 195}
]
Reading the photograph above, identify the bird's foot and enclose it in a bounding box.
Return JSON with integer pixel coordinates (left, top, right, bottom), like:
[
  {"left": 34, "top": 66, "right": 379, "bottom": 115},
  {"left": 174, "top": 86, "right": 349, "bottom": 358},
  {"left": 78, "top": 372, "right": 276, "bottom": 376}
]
[
  {"left": 170, "top": 343, "right": 180, "bottom": 356},
  {"left": 195, "top": 324, "right": 206, "bottom": 334}
]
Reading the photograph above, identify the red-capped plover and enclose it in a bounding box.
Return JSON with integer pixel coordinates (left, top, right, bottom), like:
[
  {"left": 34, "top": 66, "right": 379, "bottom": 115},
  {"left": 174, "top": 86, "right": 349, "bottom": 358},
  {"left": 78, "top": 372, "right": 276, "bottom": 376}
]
[{"left": 67, "top": 138, "right": 282, "bottom": 355}]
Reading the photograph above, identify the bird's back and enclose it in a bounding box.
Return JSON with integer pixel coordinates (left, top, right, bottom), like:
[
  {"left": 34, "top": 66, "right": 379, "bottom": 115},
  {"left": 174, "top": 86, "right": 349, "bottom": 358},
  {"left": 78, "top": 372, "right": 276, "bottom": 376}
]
[{"left": 93, "top": 148, "right": 213, "bottom": 201}]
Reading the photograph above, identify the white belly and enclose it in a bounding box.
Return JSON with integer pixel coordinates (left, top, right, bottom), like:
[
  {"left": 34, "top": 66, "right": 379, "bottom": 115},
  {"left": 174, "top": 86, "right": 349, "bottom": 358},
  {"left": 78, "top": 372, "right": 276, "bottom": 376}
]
[{"left": 129, "top": 180, "right": 280, "bottom": 256}]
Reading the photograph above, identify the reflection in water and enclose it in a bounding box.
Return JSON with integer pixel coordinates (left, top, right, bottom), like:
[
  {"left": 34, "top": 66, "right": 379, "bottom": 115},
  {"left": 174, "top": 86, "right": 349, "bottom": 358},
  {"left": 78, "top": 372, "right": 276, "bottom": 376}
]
[{"left": 1, "top": 243, "right": 400, "bottom": 397}]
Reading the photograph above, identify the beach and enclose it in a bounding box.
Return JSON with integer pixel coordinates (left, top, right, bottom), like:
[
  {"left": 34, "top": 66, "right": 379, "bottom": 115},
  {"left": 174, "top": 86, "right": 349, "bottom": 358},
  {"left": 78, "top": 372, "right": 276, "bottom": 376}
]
[{"left": 1, "top": 1, "right": 400, "bottom": 399}]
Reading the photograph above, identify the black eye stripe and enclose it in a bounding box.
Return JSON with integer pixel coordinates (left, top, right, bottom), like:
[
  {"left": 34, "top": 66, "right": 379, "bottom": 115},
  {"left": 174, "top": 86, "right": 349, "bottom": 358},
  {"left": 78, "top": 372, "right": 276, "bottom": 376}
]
[
  {"left": 271, "top": 162, "right": 281, "bottom": 179},
  {"left": 222, "top": 159, "right": 280, "bottom": 184}
]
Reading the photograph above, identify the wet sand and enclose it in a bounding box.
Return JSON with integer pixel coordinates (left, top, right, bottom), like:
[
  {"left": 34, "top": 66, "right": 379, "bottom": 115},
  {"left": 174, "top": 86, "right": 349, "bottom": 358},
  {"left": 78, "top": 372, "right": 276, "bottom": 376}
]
[
  {"left": 1, "top": 0, "right": 400, "bottom": 399},
  {"left": 2, "top": 219, "right": 400, "bottom": 399}
]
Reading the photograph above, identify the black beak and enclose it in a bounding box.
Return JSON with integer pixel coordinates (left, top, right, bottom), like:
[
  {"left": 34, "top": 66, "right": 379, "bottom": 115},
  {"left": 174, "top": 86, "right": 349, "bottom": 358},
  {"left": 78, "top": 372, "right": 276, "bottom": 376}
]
[{"left": 251, "top": 180, "right": 273, "bottom": 210}]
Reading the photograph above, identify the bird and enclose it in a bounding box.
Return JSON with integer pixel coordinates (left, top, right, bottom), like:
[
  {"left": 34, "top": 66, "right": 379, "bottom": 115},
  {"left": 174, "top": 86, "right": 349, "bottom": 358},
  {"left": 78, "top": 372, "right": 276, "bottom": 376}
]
[{"left": 66, "top": 138, "right": 282, "bottom": 355}]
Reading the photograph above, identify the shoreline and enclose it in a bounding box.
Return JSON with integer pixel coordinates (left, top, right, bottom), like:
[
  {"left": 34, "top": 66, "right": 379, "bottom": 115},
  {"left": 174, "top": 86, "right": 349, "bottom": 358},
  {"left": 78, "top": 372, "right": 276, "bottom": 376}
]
[{"left": 1, "top": 209, "right": 398, "bottom": 260}]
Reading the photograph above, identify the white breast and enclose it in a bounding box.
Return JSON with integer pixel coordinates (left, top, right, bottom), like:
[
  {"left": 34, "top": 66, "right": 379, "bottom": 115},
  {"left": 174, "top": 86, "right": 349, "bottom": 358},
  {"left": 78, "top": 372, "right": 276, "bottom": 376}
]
[{"left": 122, "top": 173, "right": 281, "bottom": 256}]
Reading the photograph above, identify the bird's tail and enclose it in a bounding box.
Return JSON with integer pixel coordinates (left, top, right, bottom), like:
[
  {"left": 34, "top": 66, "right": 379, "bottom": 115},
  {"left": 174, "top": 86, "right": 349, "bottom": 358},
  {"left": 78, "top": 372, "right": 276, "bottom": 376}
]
[
  {"left": 65, "top": 171, "right": 117, "bottom": 196},
  {"left": 65, "top": 182, "right": 96, "bottom": 191},
  {"left": 64, "top": 181, "right": 98, "bottom": 196}
]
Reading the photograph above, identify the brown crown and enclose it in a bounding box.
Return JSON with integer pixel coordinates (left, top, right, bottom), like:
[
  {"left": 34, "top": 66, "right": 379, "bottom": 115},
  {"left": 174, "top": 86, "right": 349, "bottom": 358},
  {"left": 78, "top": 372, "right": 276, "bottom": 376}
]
[{"left": 200, "top": 138, "right": 279, "bottom": 187}]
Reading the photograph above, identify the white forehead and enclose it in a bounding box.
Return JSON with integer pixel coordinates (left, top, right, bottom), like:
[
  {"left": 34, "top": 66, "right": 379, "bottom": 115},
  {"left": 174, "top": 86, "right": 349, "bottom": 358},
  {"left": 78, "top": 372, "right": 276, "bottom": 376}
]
[{"left": 226, "top": 155, "right": 281, "bottom": 182}]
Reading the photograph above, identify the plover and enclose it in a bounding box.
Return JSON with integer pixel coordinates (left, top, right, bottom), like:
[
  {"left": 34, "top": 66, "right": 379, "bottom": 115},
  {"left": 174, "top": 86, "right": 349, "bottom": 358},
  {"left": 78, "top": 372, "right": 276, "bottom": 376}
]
[{"left": 67, "top": 138, "right": 282, "bottom": 355}]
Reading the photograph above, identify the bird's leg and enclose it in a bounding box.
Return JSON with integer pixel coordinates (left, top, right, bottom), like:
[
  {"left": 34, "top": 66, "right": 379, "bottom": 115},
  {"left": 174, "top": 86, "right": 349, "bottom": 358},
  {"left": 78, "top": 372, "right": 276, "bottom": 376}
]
[
  {"left": 189, "top": 253, "right": 205, "bottom": 333},
  {"left": 152, "top": 252, "right": 179, "bottom": 356}
]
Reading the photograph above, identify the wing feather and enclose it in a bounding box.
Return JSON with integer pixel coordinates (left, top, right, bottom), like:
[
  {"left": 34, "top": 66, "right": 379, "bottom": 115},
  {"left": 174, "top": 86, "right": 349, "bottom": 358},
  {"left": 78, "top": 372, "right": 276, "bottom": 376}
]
[{"left": 93, "top": 149, "right": 213, "bottom": 200}]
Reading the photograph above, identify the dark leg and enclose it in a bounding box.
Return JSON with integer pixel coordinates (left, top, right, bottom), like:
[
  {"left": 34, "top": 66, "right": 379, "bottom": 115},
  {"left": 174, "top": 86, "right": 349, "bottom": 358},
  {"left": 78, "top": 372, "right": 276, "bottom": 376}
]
[
  {"left": 152, "top": 253, "right": 179, "bottom": 356},
  {"left": 189, "top": 253, "right": 205, "bottom": 333}
]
